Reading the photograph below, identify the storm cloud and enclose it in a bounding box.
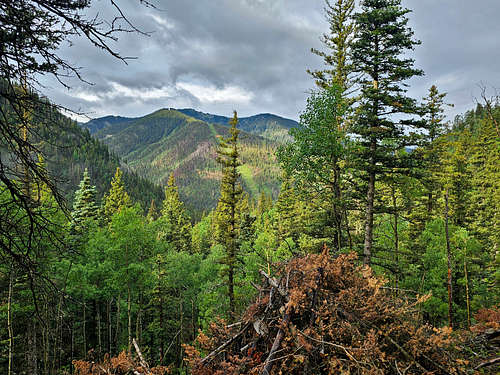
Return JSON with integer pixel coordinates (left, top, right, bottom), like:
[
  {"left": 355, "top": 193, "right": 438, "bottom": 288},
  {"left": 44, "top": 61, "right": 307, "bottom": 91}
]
[{"left": 40, "top": 0, "right": 500, "bottom": 122}]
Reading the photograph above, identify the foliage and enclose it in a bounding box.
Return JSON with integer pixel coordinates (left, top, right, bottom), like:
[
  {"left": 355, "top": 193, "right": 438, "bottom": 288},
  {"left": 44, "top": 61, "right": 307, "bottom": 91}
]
[{"left": 158, "top": 174, "right": 192, "bottom": 252}]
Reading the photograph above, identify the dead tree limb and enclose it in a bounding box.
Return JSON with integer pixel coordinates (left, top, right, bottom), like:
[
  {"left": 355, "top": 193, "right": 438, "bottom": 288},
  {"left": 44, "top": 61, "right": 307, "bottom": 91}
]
[
  {"left": 259, "top": 270, "right": 287, "bottom": 297},
  {"left": 132, "top": 338, "right": 151, "bottom": 374},
  {"left": 474, "top": 357, "right": 500, "bottom": 370},
  {"left": 200, "top": 324, "right": 250, "bottom": 365},
  {"left": 261, "top": 313, "right": 290, "bottom": 375}
]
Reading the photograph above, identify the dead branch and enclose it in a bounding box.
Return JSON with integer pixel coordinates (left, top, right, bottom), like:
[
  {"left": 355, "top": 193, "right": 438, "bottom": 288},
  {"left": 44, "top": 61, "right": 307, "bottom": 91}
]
[
  {"left": 474, "top": 357, "right": 500, "bottom": 370},
  {"left": 261, "top": 313, "right": 290, "bottom": 375},
  {"left": 200, "top": 323, "right": 251, "bottom": 365},
  {"left": 132, "top": 338, "right": 151, "bottom": 374},
  {"left": 259, "top": 270, "right": 287, "bottom": 297}
]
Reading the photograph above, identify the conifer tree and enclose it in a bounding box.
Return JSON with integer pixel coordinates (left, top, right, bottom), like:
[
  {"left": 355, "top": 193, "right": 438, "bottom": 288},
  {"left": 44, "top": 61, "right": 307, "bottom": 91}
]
[
  {"left": 146, "top": 199, "right": 159, "bottom": 223},
  {"left": 71, "top": 168, "right": 99, "bottom": 233},
  {"left": 214, "top": 112, "right": 243, "bottom": 316},
  {"left": 408, "top": 86, "right": 453, "bottom": 241},
  {"left": 237, "top": 192, "right": 256, "bottom": 246},
  {"left": 351, "top": 0, "right": 425, "bottom": 265},
  {"left": 274, "top": 176, "right": 299, "bottom": 243},
  {"left": 104, "top": 167, "right": 131, "bottom": 219},
  {"left": 308, "top": 0, "right": 356, "bottom": 92},
  {"left": 159, "top": 173, "right": 192, "bottom": 252}
]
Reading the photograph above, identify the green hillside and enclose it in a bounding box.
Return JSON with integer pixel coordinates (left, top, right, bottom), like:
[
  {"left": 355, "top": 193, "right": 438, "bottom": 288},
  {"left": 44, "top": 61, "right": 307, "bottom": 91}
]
[
  {"left": 84, "top": 109, "right": 284, "bottom": 212},
  {"left": 31, "top": 102, "right": 164, "bottom": 209}
]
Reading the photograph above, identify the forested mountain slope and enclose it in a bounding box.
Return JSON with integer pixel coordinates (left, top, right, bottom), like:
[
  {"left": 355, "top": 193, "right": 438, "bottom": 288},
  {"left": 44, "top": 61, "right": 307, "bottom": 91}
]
[
  {"left": 82, "top": 109, "right": 287, "bottom": 212},
  {"left": 0, "top": 95, "right": 164, "bottom": 209}
]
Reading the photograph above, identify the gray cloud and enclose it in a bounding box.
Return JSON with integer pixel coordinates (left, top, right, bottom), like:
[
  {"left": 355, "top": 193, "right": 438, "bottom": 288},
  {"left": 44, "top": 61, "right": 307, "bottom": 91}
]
[{"left": 39, "top": 0, "right": 500, "bottom": 122}]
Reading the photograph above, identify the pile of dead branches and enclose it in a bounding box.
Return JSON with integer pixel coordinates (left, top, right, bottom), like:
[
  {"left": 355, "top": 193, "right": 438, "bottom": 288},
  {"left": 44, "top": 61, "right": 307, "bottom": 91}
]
[
  {"left": 184, "top": 251, "right": 472, "bottom": 375},
  {"left": 73, "top": 339, "right": 171, "bottom": 375},
  {"left": 467, "top": 305, "right": 500, "bottom": 372}
]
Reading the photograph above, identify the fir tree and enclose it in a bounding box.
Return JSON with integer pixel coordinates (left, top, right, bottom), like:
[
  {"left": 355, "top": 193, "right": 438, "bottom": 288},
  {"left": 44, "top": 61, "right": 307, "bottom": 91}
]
[
  {"left": 351, "top": 0, "right": 425, "bottom": 265},
  {"left": 146, "top": 199, "right": 159, "bottom": 223},
  {"left": 308, "top": 0, "right": 356, "bottom": 92},
  {"left": 159, "top": 173, "right": 191, "bottom": 252},
  {"left": 104, "top": 167, "right": 131, "bottom": 219},
  {"left": 214, "top": 111, "right": 243, "bottom": 316},
  {"left": 70, "top": 168, "right": 99, "bottom": 233}
]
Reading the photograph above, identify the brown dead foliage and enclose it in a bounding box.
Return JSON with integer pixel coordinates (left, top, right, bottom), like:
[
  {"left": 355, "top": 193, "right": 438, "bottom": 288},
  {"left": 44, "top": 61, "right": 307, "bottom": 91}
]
[
  {"left": 73, "top": 351, "right": 171, "bottom": 375},
  {"left": 185, "top": 251, "right": 473, "bottom": 375}
]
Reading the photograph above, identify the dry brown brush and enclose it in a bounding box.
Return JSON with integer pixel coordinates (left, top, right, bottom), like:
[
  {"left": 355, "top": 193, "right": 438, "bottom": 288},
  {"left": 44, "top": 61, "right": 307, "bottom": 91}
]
[
  {"left": 184, "top": 251, "right": 473, "bottom": 375},
  {"left": 72, "top": 351, "right": 171, "bottom": 375}
]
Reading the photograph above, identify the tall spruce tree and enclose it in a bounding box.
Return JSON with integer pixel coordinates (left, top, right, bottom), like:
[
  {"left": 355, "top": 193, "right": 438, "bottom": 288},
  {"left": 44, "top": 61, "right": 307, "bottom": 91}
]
[
  {"left": 70, "top": 168, "right": 99, "bottom": 233},
  {"left": 214, "top": 112, "right": 243, "bottom": 316},
  {"left": 351, "top": 0, "right": 424, "bottom": 265},
  {"left": 104, "top": 167, "right": 131, "bottom": 219},
  {"left": 159, "top": 173, "right": 192, "bottom": 252}
]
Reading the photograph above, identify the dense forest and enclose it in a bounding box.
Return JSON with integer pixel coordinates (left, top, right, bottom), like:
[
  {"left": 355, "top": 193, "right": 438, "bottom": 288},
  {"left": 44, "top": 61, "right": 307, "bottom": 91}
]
[{"left": 0, "top": 0, "right": 499, "bottom": 374}]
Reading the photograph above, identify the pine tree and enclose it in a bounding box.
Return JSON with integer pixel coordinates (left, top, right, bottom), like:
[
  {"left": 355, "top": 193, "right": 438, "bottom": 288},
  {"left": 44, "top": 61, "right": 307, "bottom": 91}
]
[
  {"left": 104, "top": 167, "right": 131, "bottom": 219},
  {"left": 351, "top": 0, "right": 425, "bottom": 266},
  {"left": 214, "top": 112, "right": 243, "bottom": 316},
  {"left": 71, "top": 168, "right": 99, "bottom": 233},
  {"left": 159, "top": 173, "right": 192, "bottom": 252}
]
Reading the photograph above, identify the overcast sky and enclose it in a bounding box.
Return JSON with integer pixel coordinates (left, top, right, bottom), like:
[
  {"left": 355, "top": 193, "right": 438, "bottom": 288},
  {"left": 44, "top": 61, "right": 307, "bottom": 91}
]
[{"left": 40, "top": 0, "right": 500, "bottom": 122}]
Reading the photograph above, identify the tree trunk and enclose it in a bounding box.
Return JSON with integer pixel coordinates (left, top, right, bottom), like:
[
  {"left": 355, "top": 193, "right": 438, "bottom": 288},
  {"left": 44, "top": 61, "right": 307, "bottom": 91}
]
[
  {"left": 344, "top": 208, "right": 353, "bottom": 251},
  {"left": 464, "top": 257, "right": 471, "bottom": 330},
  {"left": 108, "top": 298, "right": 112, "bottom": 355},
  {"left": 31, "top": 320, "right": 38, "bottom": 375},
  {"left": 179, "top": 298, "right": 183, "bottom": 369},
  {"left": 43, "top": 302, "right": 49, "bottom": 375},
  {"left": 97, "top": 301, "right": 102, "bottom": 359},
  {"left": 7, "top": 262, "right": 14, "bottom": 375},
  {"left": 83, "top": 302, "right": 87, "bottom": 358},
  {"left": 115, "top": 293, "right": 121, "bottom": 353},
  {"left": 228, "top": 200, "right": 236, "bottom": 316},
  {"left": 135, "top": 294, "right": 141, "bottom": 346},
  {"left": 159, "top": 294, "right": 164, "bottom": 364},
  {"left": 444, "top": 189, "right": 453, "bottom": 329},
  {"left": 71, "top": 320, "right": 74, "bottom": 371},
  {"left": 363, "top": 145, "right": 376, "bottom": 266},
  {"left": 392, "top": 187, "right": 399, "bottom": 295},
  {"left": 333, "top": 165, "right": 343, "bottom": 251},
  {"left": 128, "top": 282, "right": 132, "bottom": 354}
]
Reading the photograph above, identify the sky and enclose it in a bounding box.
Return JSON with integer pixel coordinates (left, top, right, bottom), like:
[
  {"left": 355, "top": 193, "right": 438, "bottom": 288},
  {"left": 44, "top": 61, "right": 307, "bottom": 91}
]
[{"left": 40, "top": 0, "right": 500, "bottom": 122}]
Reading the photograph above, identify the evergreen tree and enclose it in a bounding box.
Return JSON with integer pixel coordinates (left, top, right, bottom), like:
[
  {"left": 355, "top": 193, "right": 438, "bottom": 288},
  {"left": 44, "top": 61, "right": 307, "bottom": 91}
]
[
  {"left": 159, "top": 173, "right": 192, "bottom": 252},
  {"left": 423, "top": 85, "right": 452, "bottom": 143},
  {"left": 409, "top": 86, "right": 453, "bottom": 240},
  {"left": 351, "top": 0, "right": 425, "bottom": 265},
  {"left": 70, "top": 168, "right": 99, "bottom": 233},
  {"left": 104, "top": 167, "right": 131, "bottom": 219},
  {"left": 147, "top": 199, "right": 159, "bottom": 223},
  {"left": 214, "top": 112, "right": 243, "bottom": 316},
  {"left": 308, "top": 0, "right": 356, "bottom": 92}
]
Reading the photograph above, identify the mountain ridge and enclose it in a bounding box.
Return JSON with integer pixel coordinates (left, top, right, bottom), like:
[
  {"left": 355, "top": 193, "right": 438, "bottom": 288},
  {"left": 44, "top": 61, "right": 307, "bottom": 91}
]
[{"left": 81, "top": 108, "right": 293, "bottom": 212}]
